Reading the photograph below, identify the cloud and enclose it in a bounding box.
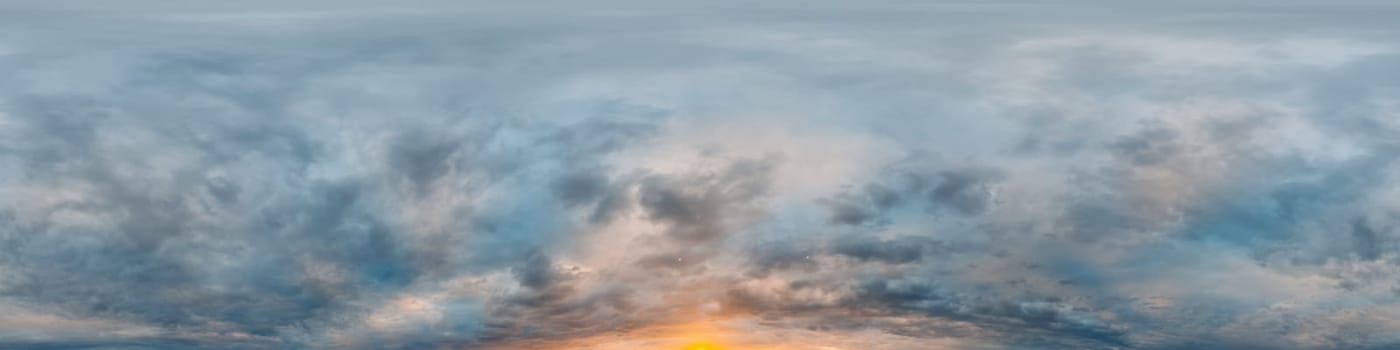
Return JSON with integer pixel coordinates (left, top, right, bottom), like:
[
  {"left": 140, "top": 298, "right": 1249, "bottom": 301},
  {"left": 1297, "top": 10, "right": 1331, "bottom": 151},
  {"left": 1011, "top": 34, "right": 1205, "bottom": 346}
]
[{"left": 2, "top": 1, "right": 1400, "bottom": 349}]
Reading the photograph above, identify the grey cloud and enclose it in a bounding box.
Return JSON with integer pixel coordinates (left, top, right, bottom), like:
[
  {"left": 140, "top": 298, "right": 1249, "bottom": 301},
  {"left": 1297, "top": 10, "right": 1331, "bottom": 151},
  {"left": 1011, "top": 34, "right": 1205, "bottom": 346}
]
[
  {"left": 928, "top": 168, "right": 1005, "bottom": 216},
  {"left": 1350, "top": 218, "right": 1385, "bottom": 262},
  {"left": 389, "top": 129, "right": 461, "bottom": 194},
  {"left": 0, "top": 79, "right": 660, "bottom": 348},
  {"left": 823, "top": 161, "right": 1005, "bottom": 226},
  {"left": 1110, "top": 127, "right": 1181, "bottom": 166},
  {"left": 822, "top": 183, "right": 902, "bottom": 226},
  {"left": 829, "top": 236, "right": 933, "bottom": 265},
  {"left": 3, "top": 2, "right": 1400, "bottom": 350},
  {"left": 745, "top": 240, "right": 819, "bottom": 277},
  {"left": 637, "top": 157, "right": 775, "bottom": 244}
]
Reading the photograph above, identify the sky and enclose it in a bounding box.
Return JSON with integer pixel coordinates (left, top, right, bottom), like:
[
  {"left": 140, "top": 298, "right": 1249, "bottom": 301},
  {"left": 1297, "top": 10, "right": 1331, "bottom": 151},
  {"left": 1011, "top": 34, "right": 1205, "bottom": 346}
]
[{"left": 1, "top": 1, "right": 1399, "bottom": 349}]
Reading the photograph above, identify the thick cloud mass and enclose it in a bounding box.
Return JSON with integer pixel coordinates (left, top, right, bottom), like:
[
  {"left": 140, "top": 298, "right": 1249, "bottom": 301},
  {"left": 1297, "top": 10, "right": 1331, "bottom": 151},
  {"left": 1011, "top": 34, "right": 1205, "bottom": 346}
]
[{"left": 2, "top": 1, "right": 1400, "bottom": 349}]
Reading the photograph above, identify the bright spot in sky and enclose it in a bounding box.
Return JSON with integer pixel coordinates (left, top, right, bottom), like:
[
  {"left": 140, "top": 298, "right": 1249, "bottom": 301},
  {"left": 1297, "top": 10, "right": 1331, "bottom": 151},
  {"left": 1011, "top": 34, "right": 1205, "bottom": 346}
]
[{"left": 682, "top": 342, "right": 724, "bottom": 350}]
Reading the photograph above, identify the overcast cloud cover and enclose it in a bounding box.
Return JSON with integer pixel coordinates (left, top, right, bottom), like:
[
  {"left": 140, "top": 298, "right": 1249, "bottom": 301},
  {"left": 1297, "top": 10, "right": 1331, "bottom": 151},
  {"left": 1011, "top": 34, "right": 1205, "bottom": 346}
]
[{"left": 2, "top": 1, "right": 1400, "bottom": 349}]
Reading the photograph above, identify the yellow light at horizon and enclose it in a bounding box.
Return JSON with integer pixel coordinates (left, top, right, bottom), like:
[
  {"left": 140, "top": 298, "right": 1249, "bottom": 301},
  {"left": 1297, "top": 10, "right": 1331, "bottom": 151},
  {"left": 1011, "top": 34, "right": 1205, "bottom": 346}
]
[{"left": 681, "top": 342, "right": 725, "bottom": 350}]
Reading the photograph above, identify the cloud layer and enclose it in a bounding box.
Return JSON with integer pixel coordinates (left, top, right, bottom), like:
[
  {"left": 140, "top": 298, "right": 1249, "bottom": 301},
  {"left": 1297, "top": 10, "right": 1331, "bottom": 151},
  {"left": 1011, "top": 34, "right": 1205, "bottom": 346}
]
[{"left": 2, "top": 1, "right": 1399, "bottom": 349}]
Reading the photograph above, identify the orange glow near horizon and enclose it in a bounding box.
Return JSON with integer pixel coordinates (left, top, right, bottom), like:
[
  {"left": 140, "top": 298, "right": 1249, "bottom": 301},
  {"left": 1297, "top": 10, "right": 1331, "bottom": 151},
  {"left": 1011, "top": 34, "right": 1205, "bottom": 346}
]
[
  {"left": 478, "top": 315, "right": 949, "bottom": 350},
  {"left": 681, "top": 341, "right": 725, "bottom": 350},
  {"left": 671, "top": 318, "right": 730, "bottom": 350}
]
